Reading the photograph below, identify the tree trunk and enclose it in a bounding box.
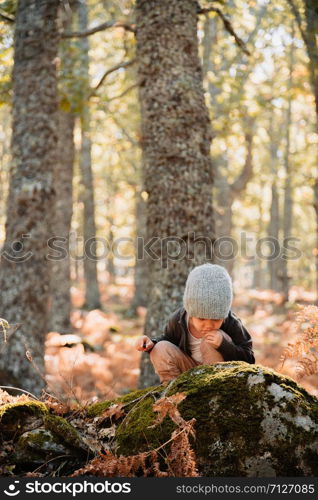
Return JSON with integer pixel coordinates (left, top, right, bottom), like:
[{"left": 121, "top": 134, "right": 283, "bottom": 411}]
[
  {"left": 49, "top": 111, "right": 75, "bottom": 332},
  {"left": 214, "top": 120, "right": 254, "bottom": 275},
  {"left": 135, "top": 0, "right": 215, "bottom": 387},
  {"left": 266, "top": 110, "right": 283, "bottom": 293},
  {"left": 267, "top": 181, "right": 280, "bottom": 291},
  {"left": 0, "top": 0, "right": 59, "bottom": 394},
  {"left": 288, "top": 0, "right": 318, "bottom": 301},
  {"left": 78, "top": 0, "right": 101, "bottom": 310},
  {"left": 106, "top": 214, "right": 116, "bottom": 284},
  {"left": 128, "top": 188, "right": 149, "bottom": 315},
  {"left": 214, "top": 168, "right": 234, "bottom": 273},
  {"left": 281, "top": 29, "right": 295, "bottom": 303}
]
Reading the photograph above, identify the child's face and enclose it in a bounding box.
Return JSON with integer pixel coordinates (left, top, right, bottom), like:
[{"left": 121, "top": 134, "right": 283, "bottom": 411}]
[{"left": 190, "top": 317, "right": 223, "bottom": 334}]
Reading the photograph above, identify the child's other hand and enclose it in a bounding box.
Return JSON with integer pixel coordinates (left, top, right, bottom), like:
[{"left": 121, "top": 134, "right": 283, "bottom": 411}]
[
  {"left": 135, "top": 335, "right": 154, "bottom": 352},
  {"left": 203, "top": 329, "right": 223, "bottom": 348}
]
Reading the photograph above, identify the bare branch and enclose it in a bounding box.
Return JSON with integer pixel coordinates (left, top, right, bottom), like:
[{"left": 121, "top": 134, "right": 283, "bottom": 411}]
[
  {"left": 61, "top": 19, "right": 136, "bottom": 38},
  {"left": 90, "top": 59, "right": 136, "bottom": 96},
  {"left": 107, "top": 81, "right": 141, "bottom": 102},
  {"left": 198, "top": 7, "right": 250, "bottom": 56},
  {"left": 0, "top": 11, "right": 15, "bottom": 23}
]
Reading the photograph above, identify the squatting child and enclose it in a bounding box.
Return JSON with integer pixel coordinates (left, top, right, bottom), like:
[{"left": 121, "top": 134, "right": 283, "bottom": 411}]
[{"left": 135, "top": 263, "right": 255, "bottom": 383}]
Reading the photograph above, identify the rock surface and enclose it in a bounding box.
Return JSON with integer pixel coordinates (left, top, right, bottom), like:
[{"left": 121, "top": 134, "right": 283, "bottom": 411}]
[
  {"left": 1, "top": 362, "right": 317, "bottom": 476},
  {"left": 89, "top": 362, "right": 318, "bottom": 477}
]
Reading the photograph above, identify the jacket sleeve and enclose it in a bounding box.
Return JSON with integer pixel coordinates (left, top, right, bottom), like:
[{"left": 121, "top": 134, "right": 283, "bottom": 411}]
[{"left": 217, "top": 311, "right": 255, "bottom": 364}]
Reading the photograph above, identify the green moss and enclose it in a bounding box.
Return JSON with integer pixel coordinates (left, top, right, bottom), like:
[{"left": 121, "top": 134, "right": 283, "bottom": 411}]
[
  {"left": 115, "top": 394, "right": 176, "bottom": 455},
  {"left": 86, "top": 385, "right": 160, "bottom": 418},
  {"left": 15, "top": 428, "right": 71, "bottom": 464},
  {"left": 0, "top": 400, "right": 48, "bottom": 438},
  {"left": 44, "top": 414, "right": 84, "bottom": 450},
  {"left": 18, "top": 429, "right": 49, "bottom": 450},
  {"left": 0, "top": 400, "right": 48, "bottom": 421},
  {"left": 106, "top": 362, "right": 318, "bottom": 476}
]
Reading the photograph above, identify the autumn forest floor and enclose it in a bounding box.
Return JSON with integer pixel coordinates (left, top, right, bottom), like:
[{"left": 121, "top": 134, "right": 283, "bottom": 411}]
[{"left": 44, "top": 279, "right": 318, "bottom": 407}]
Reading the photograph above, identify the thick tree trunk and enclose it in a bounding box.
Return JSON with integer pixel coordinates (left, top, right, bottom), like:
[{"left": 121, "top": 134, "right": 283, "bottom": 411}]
[
  {"left": 78, "top": 0, "right": 101, "bottom": 310},
  {"left": 49, "top": 111, "right": 75, "bottom": 332},
  {"left": 0, "top": 0, "right": 59, "bottom": 394},
  {"left": 135, "top": 0, "right": 215, "bottom": 387},
  {"left": 288, "top": 0, "right": 318, "bottom": 301}
]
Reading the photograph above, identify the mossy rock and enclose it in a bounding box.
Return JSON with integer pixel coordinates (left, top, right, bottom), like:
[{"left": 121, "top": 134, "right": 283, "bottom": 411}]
[
  {"left": 14, "top": 429, "right": 73, "bottom": 464},
  {"left": 0, "top": 401, "right": 48, "bottom": 438},
  {"left": 87, "top": 385, "right": 159, "bottom": 418},
  {"left": 13, "top": 414, "right": 88, "bottom": 468},
  {"left": 96, "top": 362, "right": 318, "bottom": 477},
  {"left": 43, "top": 414, "right": 86, "bottom": 451}
]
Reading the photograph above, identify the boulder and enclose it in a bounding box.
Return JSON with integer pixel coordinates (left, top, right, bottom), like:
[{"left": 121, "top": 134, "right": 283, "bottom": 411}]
[
  {"left": 1, "top": 362, "right": 317, "bottom": 477},
  {"left": 88, "top": 362, "right": 318, "bottom": 477}
]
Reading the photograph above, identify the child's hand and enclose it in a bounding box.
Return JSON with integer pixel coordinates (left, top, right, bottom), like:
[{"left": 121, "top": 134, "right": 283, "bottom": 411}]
[
  {"left": 203, "top": 329, "right": 223, "bottom": 348},
  {"left": 135, "top": 335, "right": 154, "bottom": 352}
]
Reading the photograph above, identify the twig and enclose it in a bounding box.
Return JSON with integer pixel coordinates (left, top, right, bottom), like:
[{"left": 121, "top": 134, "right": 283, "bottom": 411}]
[
  {"left": 31, "top": 455, "right": 73, "bottom": 474},
  {"left": 198, "top": 6, "right": 250, "bottom": 56},
  {"left": 107, "top": 82, "right": 140, "bottom": 102},
  {"left": 0, "top": 323, "right": 22, "bottom": 353},
  {"left": 90, "top": 59, "right": 136, "bottom": 96},
  {"left": 61, "top": 20, "right": 136, "bottom": 39},
  {"left": 0, "top": 385, "right": 40, "bottom": 401}
]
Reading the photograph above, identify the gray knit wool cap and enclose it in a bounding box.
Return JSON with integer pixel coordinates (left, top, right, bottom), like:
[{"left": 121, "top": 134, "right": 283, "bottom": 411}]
[{"left": 183, "top": 263, "right": 233, "bottom": 319}]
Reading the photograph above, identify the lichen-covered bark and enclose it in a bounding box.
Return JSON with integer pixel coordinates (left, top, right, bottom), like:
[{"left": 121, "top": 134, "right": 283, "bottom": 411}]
[
  {"left": 135, "top": 0, "right": 215, "bottom": 387},
  {"left": 0, "top": 0, "right": 59, "bottom": 393},
  {"left": 49, "top": 111, "right": 75, "bottom": 333}
]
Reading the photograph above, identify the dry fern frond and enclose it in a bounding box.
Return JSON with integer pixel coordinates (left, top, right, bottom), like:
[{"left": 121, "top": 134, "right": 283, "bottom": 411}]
[
  {"left": 280, "top": 304, "right": 318, "bottom": 377},
  {"left": 100, "top": 403, "right": 125, "bottom": 422},
  {"left": 167, "top": 419, "right": 198, "bottom": 477},
  {"left": 44, "top": 395, "right": 71, "bottom": 415},
  {"left": 151, "top": 392, "right": 187, "bottom": 427},
  {"left": 295, "top": 352, "right": 318, "bottom": 380},
  {"left": 70, "top": 390, "right": 199, "bottom": 477},
  {"left": 152, "top": 393, "right": 198, "bottom": 477},
  {"left": 71, "top": 450, "right": 160, "bottom": 477}
]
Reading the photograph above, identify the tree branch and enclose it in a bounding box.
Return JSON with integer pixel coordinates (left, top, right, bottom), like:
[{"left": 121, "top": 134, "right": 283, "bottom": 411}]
[
  {"left": 90, "top": 59, "right": 136, "bottom": 96},
  {"left": 0, "top": 12, "right": 15, "bottom": 23},
  {"left": 285, "top": 0, "right": 308, "bottom": 46},
  {"left": 107, "top": 81, "right": 141, "bottom": 102},
  {"left": 61, "top": 19, "right": 136, "bottom": 38},
  {"left": 198, "top": 7, "right": 250, "bottom": 56}
]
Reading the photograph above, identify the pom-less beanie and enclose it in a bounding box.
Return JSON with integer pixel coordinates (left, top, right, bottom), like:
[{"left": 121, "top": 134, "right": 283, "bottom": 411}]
[{"left": 183, "top": 263, "right": 233, "bottom": 319}]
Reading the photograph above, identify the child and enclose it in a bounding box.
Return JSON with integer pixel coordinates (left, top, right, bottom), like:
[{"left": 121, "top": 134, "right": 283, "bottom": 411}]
[{"left": 135, "top": 263, "right": 255, "bottom": 383}]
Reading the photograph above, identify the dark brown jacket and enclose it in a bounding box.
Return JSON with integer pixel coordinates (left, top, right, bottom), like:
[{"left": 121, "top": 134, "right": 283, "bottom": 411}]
[{"left": 150, "top": 306, "right": 255, "bottom": 364}]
